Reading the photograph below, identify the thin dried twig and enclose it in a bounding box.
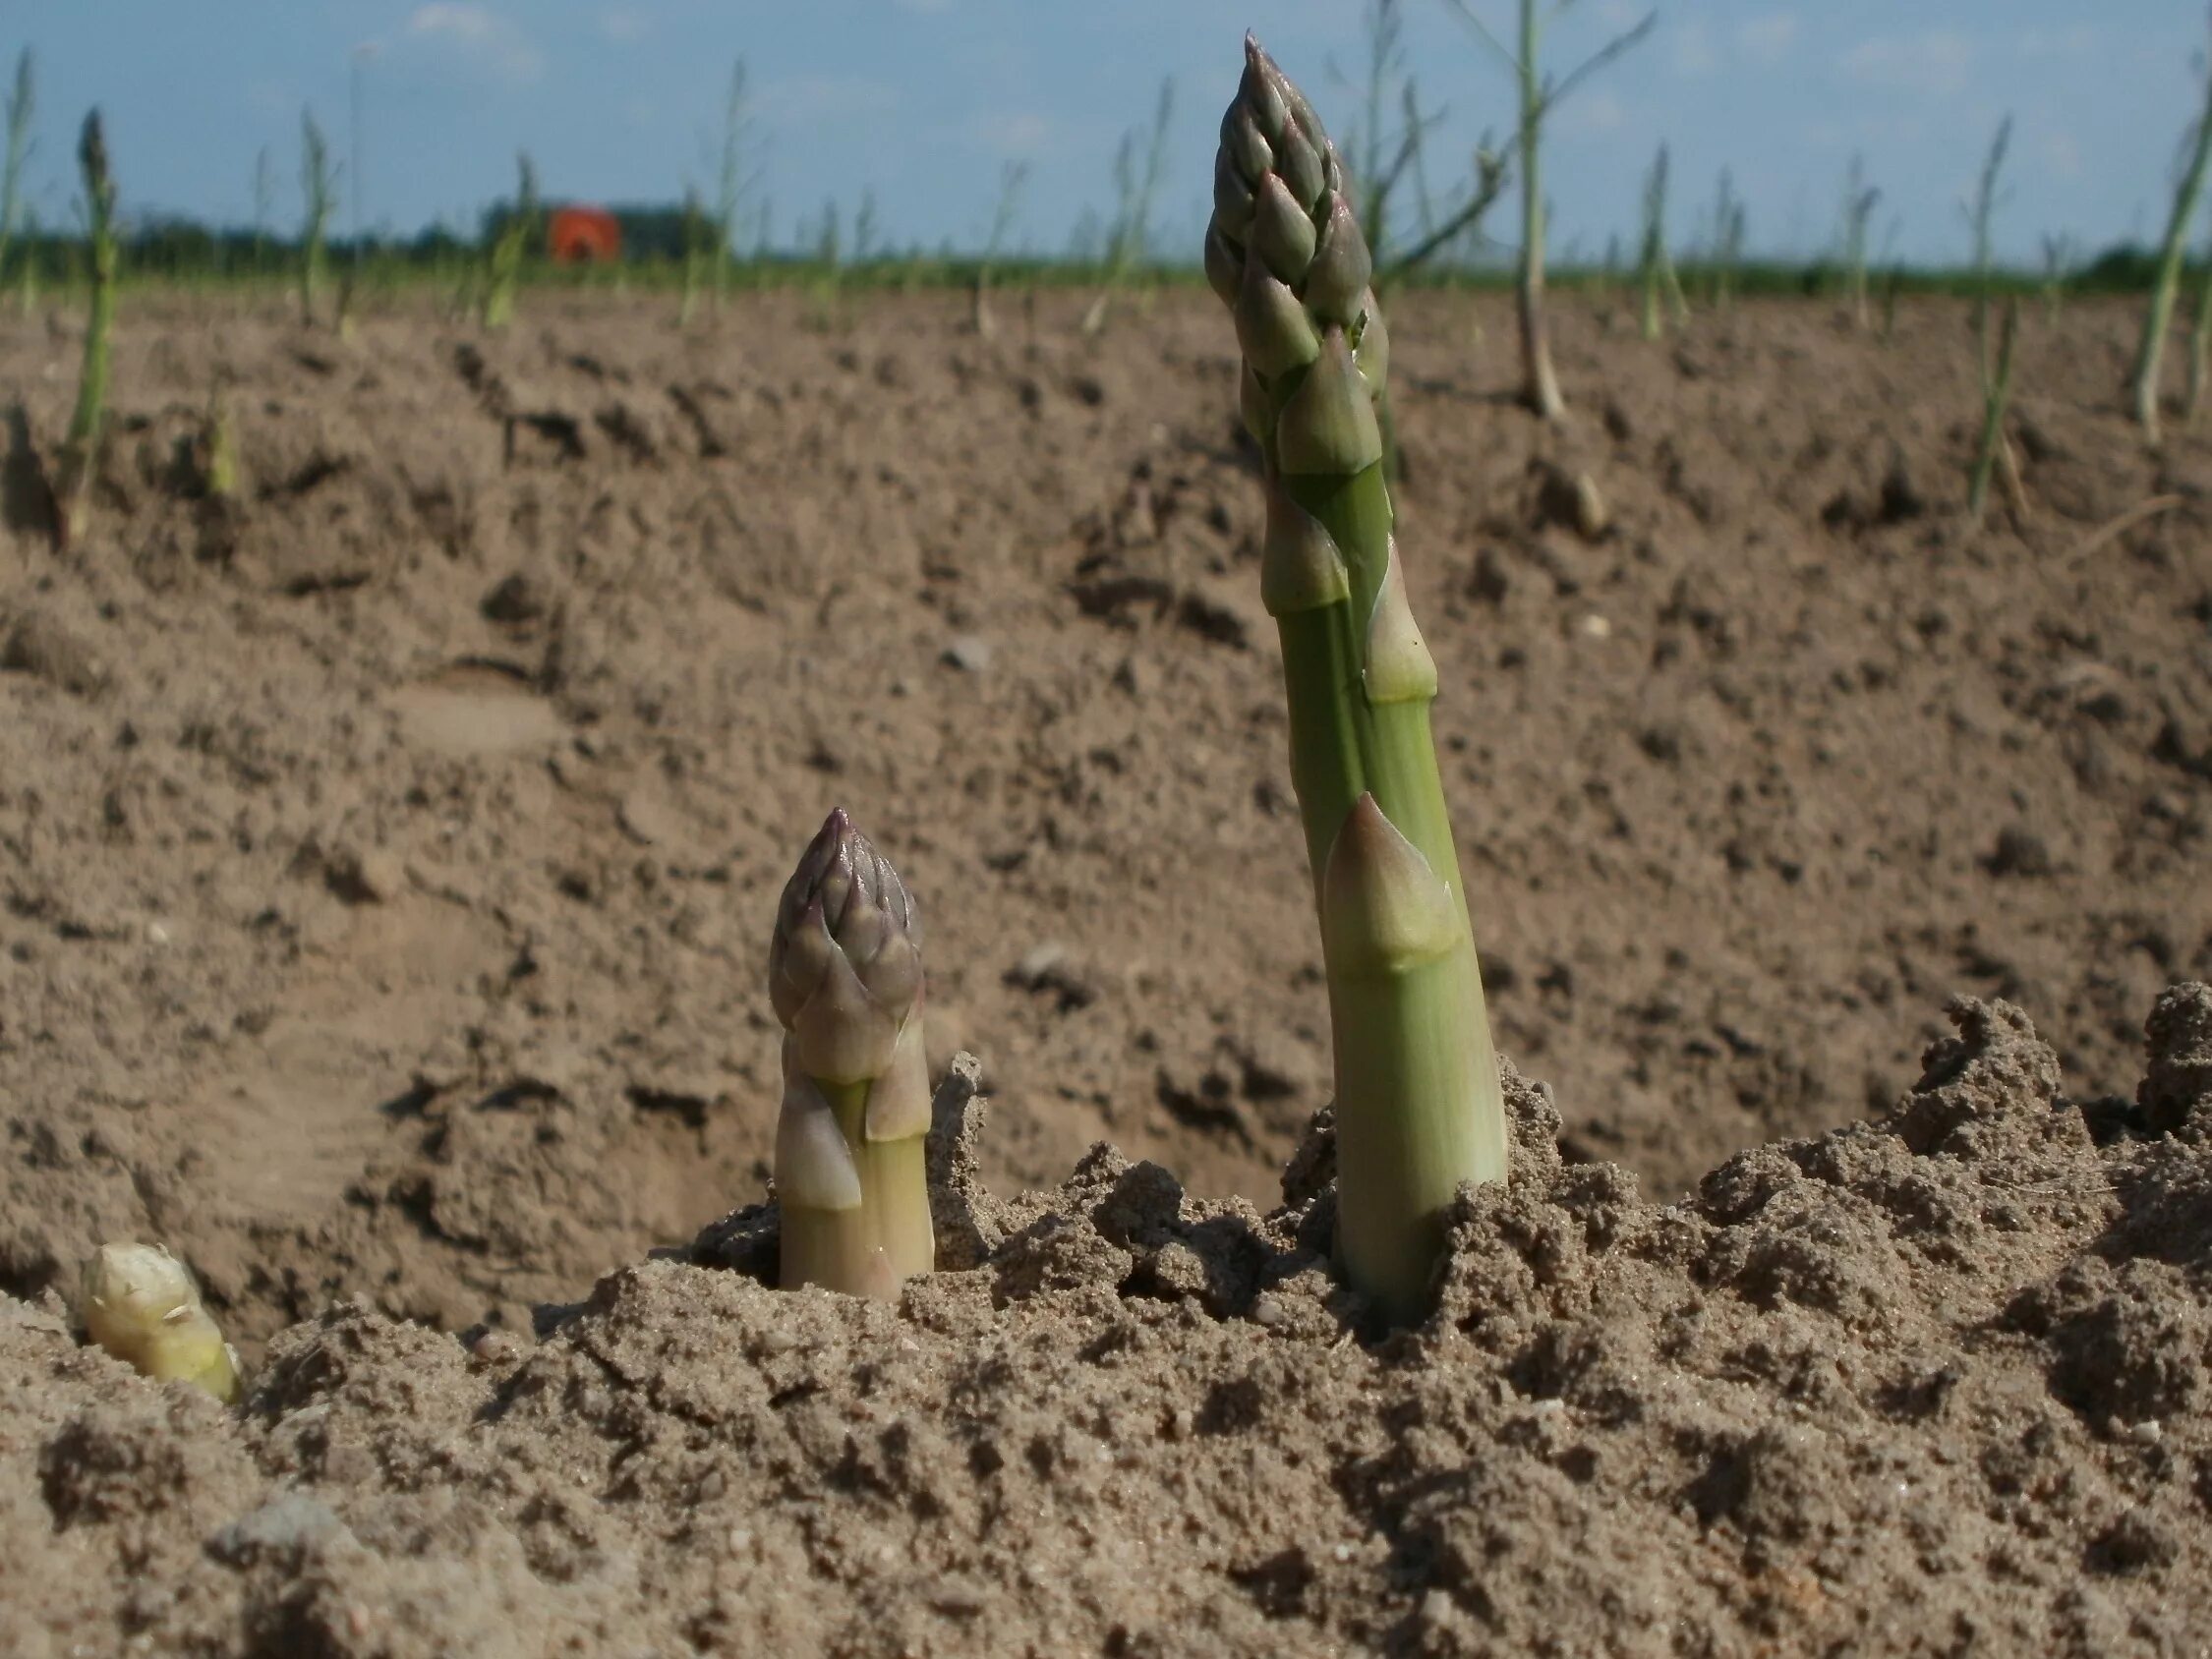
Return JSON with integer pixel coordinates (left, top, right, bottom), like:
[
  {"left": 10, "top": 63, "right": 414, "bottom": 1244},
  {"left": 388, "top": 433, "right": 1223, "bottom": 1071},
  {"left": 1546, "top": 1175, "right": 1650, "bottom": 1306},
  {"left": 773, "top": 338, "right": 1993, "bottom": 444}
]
[{"left": 2065, "top": 493, "right": 2186, "bottom": 565}]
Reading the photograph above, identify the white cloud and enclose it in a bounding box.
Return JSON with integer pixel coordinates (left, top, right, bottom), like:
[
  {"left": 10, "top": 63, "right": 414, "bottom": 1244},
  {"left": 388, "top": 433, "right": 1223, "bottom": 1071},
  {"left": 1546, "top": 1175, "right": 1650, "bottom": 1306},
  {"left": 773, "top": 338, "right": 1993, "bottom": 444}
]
[
  {"left": 1671, "top": 20, "right": 1718, "bottom": 78},
  {"left": 757, "top": 75, "right": 899, "bottom": 124},
  {"left": 2042, "top": 129, "right": 2084, "bottom": 181},
  {"left": 1738, "top": 12, "right": 1798, "bottom": 64},
  {"left": 1555, "top": 90, "right": 1627, "bottom": 136},
  {"left": 973, "top": 112, "right": 1051, "bottom": 156},
  {"left": 405, "top": 5, "right": 545, "bottom": 83},
  {"left": 601, "top": 9, "right": 648, "bottom": 43},
  {"left": 2017, "top": 25, "right": 2096, "bottom": 60},
  {"left": 1839, "top": 29, "right": 1974, "bottom": 97}
]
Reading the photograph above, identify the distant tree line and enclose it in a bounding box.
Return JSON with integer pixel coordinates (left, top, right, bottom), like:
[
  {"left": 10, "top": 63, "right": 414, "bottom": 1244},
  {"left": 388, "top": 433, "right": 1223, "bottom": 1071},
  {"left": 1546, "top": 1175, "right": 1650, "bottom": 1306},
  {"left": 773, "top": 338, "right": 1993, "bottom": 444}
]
[{"left": 0, "top": 202, "right": 2187, "bottom": 294}]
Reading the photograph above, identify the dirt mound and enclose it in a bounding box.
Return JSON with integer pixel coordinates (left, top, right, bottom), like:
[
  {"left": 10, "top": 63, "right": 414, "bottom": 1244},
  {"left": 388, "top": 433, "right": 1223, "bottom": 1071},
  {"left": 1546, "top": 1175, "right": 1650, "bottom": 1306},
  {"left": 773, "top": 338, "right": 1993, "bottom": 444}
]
[
  {"left": 4, "top": 287, "right": 2212, "bottom": 1647},
  {"left": 3, "top": 292, "right": 2208, "bottom": 1368},
  {"left": 4, "top": 995, "right": 2209, "bottom": 1654}
]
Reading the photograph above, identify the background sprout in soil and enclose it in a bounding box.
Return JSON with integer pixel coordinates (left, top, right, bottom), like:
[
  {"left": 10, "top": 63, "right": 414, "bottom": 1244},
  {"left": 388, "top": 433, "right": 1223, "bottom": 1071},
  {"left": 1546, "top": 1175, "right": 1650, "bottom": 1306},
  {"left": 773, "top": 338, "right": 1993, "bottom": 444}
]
[
  {"left": 482, "top": 152, "right": 538, "bottom": 330},
  {"left": 298, "top": 108, "right": 337, "bottom": 328},
  {"left": 57, "top": 108, "right": 114, "bottom": 549},
  {"left": 80, "top": 1243, "right": 239, "bottom": 1403},
  {"left": 1442, "top": 0, "right": 1653, "bottom": 423},
  {"left": 770, "top": 809, "right": 934, "bottom": 1299},
  {"left": 0, "top": 49, "right": 32, "bottom": 301},
  {"left": 1206, "top": 35, "right": 1506, "bottom": 1325},
  {"left": 2130, "top": 14, "right": 2212, "bottom": 442},
  {"left": 1636, "top": 141, "right": 1687, "bottom": 342}
]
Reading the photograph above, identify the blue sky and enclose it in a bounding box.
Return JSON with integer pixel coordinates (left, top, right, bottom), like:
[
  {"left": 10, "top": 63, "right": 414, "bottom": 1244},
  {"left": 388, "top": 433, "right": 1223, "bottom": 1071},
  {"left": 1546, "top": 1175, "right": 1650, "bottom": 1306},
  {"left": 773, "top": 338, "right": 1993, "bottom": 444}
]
[{"left": 5, "top": 1, "right": 2201, "bottom": 266}]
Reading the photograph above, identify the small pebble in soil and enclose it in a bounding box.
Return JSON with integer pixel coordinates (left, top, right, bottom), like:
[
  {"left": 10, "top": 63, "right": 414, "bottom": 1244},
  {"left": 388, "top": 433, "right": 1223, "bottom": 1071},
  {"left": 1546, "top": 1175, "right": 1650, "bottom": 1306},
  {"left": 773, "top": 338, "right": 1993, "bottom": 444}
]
[{"left": 943, "top": 635, "right": 994, "bottom": 672}]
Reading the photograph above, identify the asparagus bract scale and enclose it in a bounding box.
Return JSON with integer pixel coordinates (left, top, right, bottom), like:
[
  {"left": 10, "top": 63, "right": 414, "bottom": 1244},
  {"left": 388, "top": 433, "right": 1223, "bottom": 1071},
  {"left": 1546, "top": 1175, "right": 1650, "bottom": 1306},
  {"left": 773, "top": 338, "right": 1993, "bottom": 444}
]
[
  {"left": 1208, "top": 37, "right": 1507, "bottom": 1323},
  {"left": 770, "top": 809, "right": 933, "bottom": 1298}
]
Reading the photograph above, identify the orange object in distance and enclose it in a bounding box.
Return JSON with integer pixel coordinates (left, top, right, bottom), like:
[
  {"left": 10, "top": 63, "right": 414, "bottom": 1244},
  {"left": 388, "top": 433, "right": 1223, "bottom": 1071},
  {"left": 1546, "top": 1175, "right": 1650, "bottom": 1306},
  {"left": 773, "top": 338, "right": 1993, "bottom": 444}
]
[{"left": 549, "top": 205, "right": 621, "bottom": 263}]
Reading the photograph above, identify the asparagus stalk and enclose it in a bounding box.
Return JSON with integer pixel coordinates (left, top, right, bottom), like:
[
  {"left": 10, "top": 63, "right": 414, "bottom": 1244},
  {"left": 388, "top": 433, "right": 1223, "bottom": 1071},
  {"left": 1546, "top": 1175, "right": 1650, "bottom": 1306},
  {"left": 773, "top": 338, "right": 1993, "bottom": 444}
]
[
  {"left": 711, "top": 60, "right": 753, "bottom": 318},
  {"left": 81, "top": 1243, "right": 239, "bottom": 1402},
  {"left": 1967, "top": 299, "right": 2019, "bottom": 528},
  {"left": 1207, "top": 37, "right": 1506, "bottom": 1324},
  {"left": 972, "top": 159, "right": 1028, "bottom": 340},
  {"left": 1442, "top": 0, "right": 1651, "bottom": 420},
  {"left": 482, "top": 153, "right": 536, "bottom": 330},
  {"left": 16, "top": 206, "right": 35, "bottom": 315},
  {"left": 204, "top": 387, "right": 240, "bottom": 501},
  {"left": 2189, "top": 247, "right": 2212, "bottom": 427},
  {"left": 299, "top": 110, "right": 337, "bottom": 327},
  {"left": 679, "top": 187, "right": 707, "bottom": 328},
  {"left": 1513, "top": 0, "right": 1563, "bottom": 417},
  {"left": 1839, "top": 154, "right": 1880, "bottom": 332},
  {"left": 57, "top": 111, "right": 115, "bottom": 550},
  {"left": 252, "top": 145, "right": 275, "bottom": 278},
  {"left": 1637, "top": 143, "right": 1670, "bottom": 340},
  {"left": 1965, "top": 118, "right": 2012, "bottom": 383},
  {"left": 2040, "top": 233, "right": 2074, "bottom": 322},
  {"left": 0, "top": 50, "right": 32, "bottom": 299},
  {"left": 2132, "top": 22, "right": 2212, "bottom": 442},
  {"left": 1710, "top": 168, "right": 1744, "bottom": 311},
  {"left": 1081, "top": 78, "right": 1174, "bottom": 338},
  {"left": 769, "top": 810, "right": 933, "bottom": 1298}
]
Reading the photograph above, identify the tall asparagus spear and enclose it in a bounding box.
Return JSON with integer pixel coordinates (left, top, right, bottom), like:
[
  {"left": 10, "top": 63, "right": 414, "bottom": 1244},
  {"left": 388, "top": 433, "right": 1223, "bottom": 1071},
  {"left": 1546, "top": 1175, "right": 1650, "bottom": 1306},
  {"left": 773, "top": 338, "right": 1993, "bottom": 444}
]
[
  {"left": 769, "top": 809, "right": 933, "bottom": 1298},
  {"left": 1206, "top": 36, "right": 1506, "bottom": 1324}
]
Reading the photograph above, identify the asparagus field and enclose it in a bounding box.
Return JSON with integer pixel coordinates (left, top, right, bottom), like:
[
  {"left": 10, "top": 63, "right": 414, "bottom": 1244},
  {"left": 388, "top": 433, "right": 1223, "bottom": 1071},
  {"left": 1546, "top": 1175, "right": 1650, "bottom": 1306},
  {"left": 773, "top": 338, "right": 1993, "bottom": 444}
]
[{"left": 5, "top": 269, "right": 2212, "bottom": 1650}]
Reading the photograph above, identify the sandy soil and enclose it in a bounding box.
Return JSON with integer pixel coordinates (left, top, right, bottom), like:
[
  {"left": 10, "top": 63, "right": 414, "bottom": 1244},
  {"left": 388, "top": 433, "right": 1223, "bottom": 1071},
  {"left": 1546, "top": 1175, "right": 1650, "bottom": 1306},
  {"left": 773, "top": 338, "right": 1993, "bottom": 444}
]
[{"left": 2, "top": 286, "right": 2210, "bottom": 1652}]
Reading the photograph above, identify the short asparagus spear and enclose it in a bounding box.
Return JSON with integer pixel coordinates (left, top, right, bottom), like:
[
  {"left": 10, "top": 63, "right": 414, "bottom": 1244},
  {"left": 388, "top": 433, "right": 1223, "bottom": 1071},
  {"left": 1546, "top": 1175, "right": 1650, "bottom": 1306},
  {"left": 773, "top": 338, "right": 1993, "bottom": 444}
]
[
  {"left": 81, "top": 1242, "right": 240, "bottom": 1403},
  {"left": 1207, "top": 37, "right": 1506, "bottom": 1324},
  {"left": 769, "top": 810, "right": 934, "bottom": 1298}
]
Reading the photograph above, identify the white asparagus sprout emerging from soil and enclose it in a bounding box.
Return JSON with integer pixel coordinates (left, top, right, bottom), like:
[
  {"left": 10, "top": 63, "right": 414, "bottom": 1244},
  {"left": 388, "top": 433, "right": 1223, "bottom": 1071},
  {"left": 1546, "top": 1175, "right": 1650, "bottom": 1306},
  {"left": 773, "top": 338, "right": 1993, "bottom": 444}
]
[
  {"left": 770, "top": 809, "right": 934, "bottom": 1298},
  {"left": 1206, "top": 35, "right": 1507, "bottom": 1325},
  {"left": 80, "top": 1243, "right": 240, "bottom": 1403}
]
